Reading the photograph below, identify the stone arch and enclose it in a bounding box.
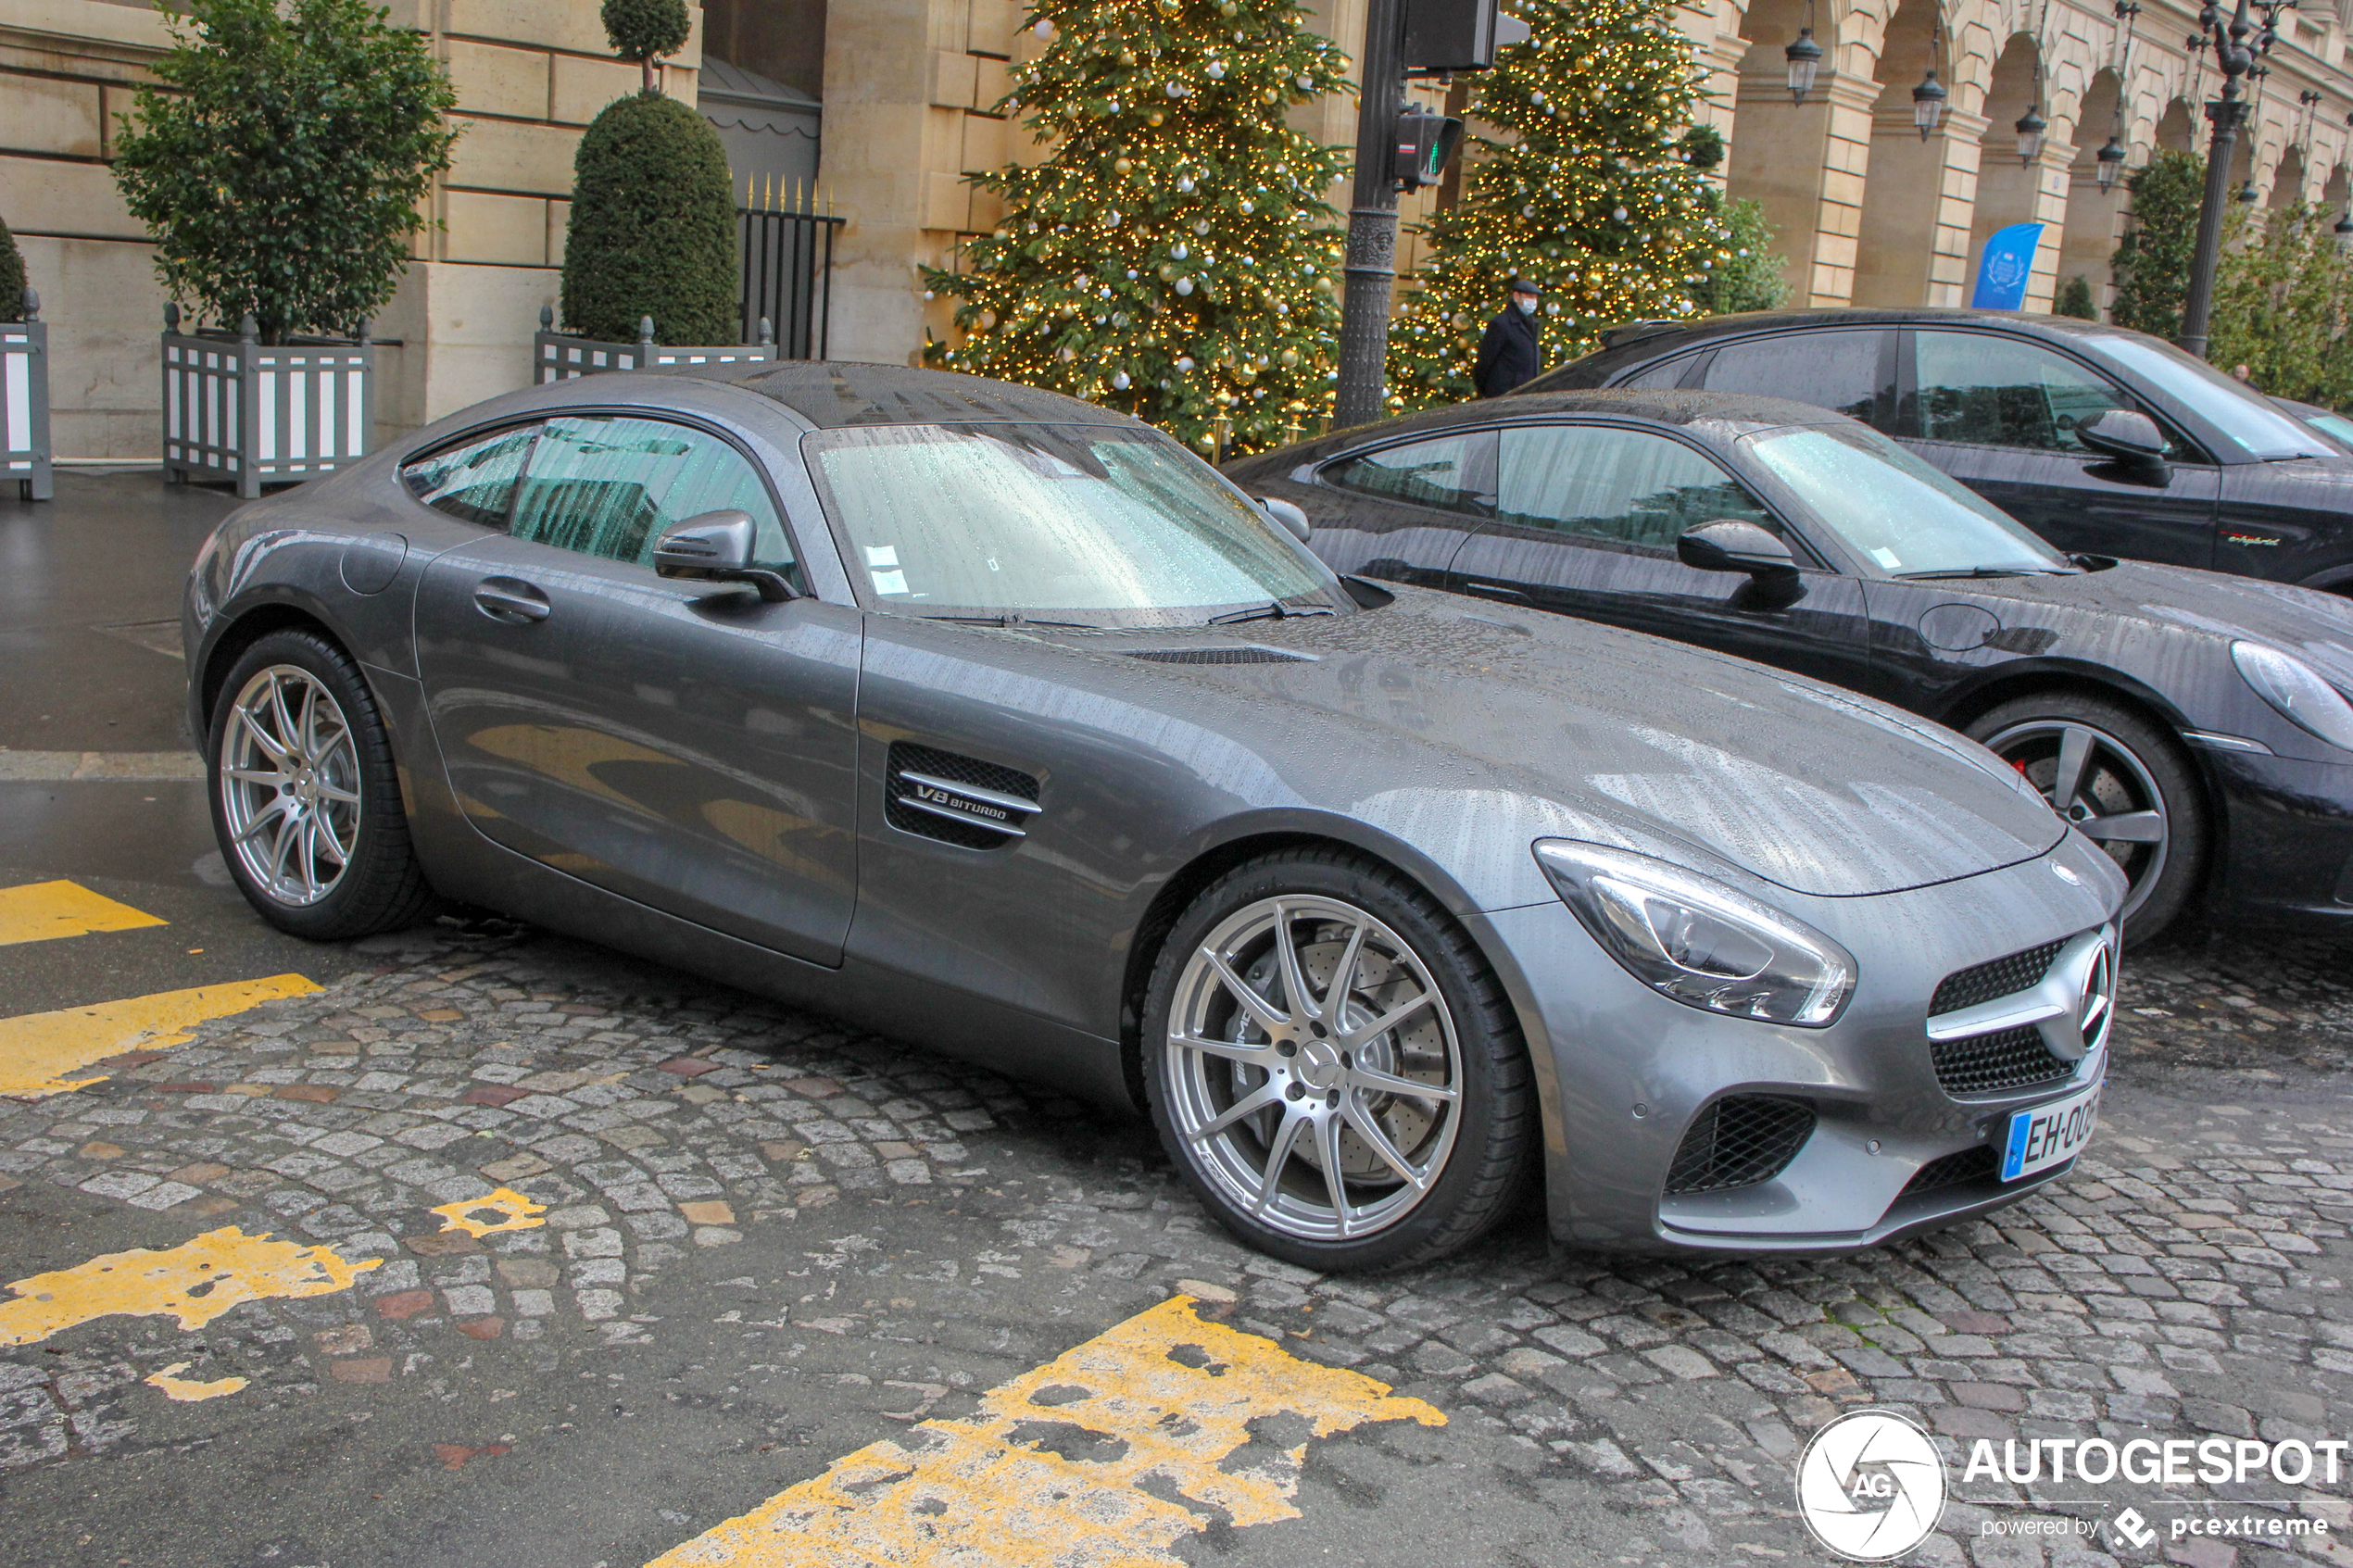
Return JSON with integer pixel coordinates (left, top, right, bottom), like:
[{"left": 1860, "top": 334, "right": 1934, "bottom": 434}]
[
  {"left": 1849, "top": 0, "right": 1955, "bottom": 305},
  {"left": 2156, "top": 98, "right": 2196, "bottom": 156},
  {"left": 1967, "top": 31, "right": 2062, "bottom": 307},
  {"left": 2269, "top": 144, "right": 2308, "bottom": 208},
  {"left": 2057, "top": 69, "right": 2128, "bottom": 313},
  {"left": 1721, "top": 0, "right": 1883, "bottom": 303}
]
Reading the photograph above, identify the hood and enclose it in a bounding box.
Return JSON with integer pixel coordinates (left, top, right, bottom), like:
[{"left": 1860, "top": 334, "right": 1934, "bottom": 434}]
[
  {"left": 1069, "top": 589, "right": 2065, "bottom": 898},
  {"left": 1927, "top": 560, "right": 2353, "bottom": 692}
]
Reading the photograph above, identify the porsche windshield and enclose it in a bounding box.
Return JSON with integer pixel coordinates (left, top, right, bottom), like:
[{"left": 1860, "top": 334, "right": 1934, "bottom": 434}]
[{"left": 803, "top": 422, "right": 1339, "bottom": 626}]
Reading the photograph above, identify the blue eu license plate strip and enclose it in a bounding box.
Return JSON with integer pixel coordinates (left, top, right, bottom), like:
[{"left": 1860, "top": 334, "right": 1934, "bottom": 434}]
[{"left": 2001, "top": 1080, "right": 2100, "bottom": 1182}]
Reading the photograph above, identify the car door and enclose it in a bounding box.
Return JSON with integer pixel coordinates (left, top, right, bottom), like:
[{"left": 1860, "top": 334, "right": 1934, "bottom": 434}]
[
  {"left": 1440, "top": 420, "right": 1877, "bottom": 695},
  {"left": 1309, "top": 428, "right": 1497, "bottom": 583},
  {"left": 409, "top": 411, "right": 862, "bottom": 966},
  {"left": 1690, "top": 328, "right": 1894, "bottom": 425},
  {"left": 1900, "top": 329, "right": 2221, "bottom": 568}
]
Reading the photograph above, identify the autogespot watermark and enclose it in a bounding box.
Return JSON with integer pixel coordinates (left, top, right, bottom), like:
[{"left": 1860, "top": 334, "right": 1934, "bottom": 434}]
[{"left": 1795, "top": 1411, "right": 2343, "bottom": 1562}]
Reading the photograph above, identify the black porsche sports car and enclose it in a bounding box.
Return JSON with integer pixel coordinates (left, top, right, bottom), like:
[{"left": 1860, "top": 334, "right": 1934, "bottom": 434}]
[{"left": 1224, "top": 388, "right": 2353, "bottom": 943}]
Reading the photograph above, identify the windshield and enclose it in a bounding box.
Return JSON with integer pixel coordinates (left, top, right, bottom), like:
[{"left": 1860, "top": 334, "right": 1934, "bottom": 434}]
[
  {"left": 2076, "top": 333, "right": 2330, "bottom": 459},
  {"left": 2300, "top": 408, "right": 2353, "bottom": 452},
  {"left": 803, "top": 422, "right": 1338, "bottom": 626},
  {"left": 1741, "top": 423, "right": 2070, "bottom": 577}
]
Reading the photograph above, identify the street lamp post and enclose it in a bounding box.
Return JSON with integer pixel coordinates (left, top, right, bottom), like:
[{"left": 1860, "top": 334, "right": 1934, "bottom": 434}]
[
  {"left": 1334, "top": 0, "right": 1406, "bottom": 430},
  {"left": 2178, "top": 0, "right": 2293, "bottom": 359}
]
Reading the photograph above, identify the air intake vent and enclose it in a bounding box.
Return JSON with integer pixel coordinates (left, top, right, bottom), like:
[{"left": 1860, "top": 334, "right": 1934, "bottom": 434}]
[
  {"left": 885, "top": 742, "right": 1038, "bottom": 850},
  {"left": 1126, "top": 646, "right": 1315, "bottom": 665},
  {"left": 1931, "top": 940, "right": 2063, "bottom": 1017},
  {"left": 1931, "top": 1023, "right": 2074, "bottom": 1098},
  {"left": 1663, "top": 1096, "right": 1814, "bottom": 1195},
  {"left": 1899, "top": 1145, "right": 1999, "bottom": 1197}
]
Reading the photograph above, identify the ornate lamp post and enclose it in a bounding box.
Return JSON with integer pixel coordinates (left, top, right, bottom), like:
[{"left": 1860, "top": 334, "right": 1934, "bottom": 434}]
[
  {"left": 2178, "top": 0, "right": 2296, "bottom": 358},
  {"left": 2096, "top": 2, "right": 2138, "bottom": 192}
]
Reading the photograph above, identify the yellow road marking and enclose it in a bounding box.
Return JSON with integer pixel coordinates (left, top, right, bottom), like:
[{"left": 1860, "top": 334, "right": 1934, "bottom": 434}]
[
  {"left": 431, "top": 1186, "right": 547, "bottom": 1237},
  {"left": 0, "top": 880, "right": 167, "bottom": 947},
  {"left": 646, "top": 1294, "right": 1444, "bottom": 1568},
  {"left": 145, "top": 1361, "right": 249, "bottom": 1401},
  {"left": 0, "top": 974, "right": 321, "bottom": 1098},
  {"left": 0, "top": 1226, "right": 380, "bottom": 1348}
]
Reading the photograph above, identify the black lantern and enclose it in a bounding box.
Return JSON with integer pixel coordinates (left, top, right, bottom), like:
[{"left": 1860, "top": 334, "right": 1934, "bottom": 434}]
[
  {"left": 1785, "top": 27, "right": 1822, "bottom": 103},
  {"left": 2236, "top": 178, "right": 2259, "bottom": 203},
  {"left": 2015, "top": 107, "right": 2047, "bottom": 164},
  {"left": 1912, "top": 69, "right": 1947, "bottom": 137},
  {"left": 2095, "top": 134, "right": 2127, "bottom": 190}
]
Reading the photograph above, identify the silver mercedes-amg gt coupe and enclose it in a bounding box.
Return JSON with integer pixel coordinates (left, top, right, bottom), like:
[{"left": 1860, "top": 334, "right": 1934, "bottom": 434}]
[{"left": 183, "top": 364, "right": 2122, "bottom": 1271}]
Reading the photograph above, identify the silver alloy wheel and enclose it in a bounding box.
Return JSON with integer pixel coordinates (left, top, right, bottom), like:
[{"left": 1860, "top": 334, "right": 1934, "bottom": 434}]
[
  {"left": 219, "top": 665, "right": 362, "bottom": 908},
  {"left": 1164, "top": 896, "right": 1464, "bottom": 1243},
  {"left": 1984, "top": 718, "right": 2169, "bottom": 921}
]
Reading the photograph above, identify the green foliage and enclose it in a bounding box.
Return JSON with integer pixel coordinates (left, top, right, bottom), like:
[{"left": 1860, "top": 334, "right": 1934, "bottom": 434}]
[
  {"left": 111, "top": 0, "right": 457, "bottom": 344},
  {"left": 1387, "top": 0, "right": 1732, "bottom": 408},
  {"left": 560, "top": 92, "right": 740, "bottom": 345},
  {"left": 2054, "top": 274, "right": 2097, "bottom": 320},
  {"left": 1679, "top": 124, "right": 1723, "bottom": 172},
  {"left": 2108, "top": 150, "right": 2204, "bottom": 343},
  {"left": 602, "top": 0, "right": 689, "bottom": 61},
  {"left": 2207, "top": 203, "right": 2353, "bottom": 407},
  {"left": 0, "top": 216, "right": 24, "bottom": 320},
  {"left": 923, "top": 0, "right": 1350, "bottom": 453},
  {"left": 1689, "top": 196, "right": 1788, "bottom": 317}
]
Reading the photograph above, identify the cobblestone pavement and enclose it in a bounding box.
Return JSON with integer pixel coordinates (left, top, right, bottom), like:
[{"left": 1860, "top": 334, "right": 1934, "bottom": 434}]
[{"left": 5, "top": 915, "right": 2353, "bottom": 1568}]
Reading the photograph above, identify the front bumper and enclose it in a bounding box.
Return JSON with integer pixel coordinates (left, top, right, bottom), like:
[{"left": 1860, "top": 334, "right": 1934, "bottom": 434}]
[
  {"left": 1471, "top": 830, "right": 2123, "bottom": 1254},
  {"left": 2202, "top": 748, "right": 2353, "bottom": 925}
]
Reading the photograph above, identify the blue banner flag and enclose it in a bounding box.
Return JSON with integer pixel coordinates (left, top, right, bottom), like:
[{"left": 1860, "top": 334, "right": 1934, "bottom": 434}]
[{"left": 1969, "top": 221, "right": 2046, "bottom": 310}]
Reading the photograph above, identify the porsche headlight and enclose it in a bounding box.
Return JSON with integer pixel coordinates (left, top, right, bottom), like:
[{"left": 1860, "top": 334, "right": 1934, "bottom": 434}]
[
  {"left": 1534, "top": 841, "right": 1856, "bottom": 1027},
  {"left": 2232, "top": 642, "right": 2353, "bottom": 752}
]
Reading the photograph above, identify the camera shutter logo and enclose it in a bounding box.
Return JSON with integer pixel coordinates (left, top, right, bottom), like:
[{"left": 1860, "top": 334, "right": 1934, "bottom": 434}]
[{"left": 1796, "top": 1410, "right": 1947, "bottom": 1561}]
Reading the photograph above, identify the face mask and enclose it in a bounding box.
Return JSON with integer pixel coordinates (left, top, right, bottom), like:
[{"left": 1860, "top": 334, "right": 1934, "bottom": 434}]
[{"left": 1516, "top": 298, "right": 1538, "bottom": 315}]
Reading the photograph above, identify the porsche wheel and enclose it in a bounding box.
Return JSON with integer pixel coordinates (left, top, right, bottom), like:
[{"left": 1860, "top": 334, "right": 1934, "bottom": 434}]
[
  {"left": 1142, "top": 847, "right": 1535, "bottom": 1272},
  {"left": 208, "top": 629, "right": 433, "bottom": 940}
]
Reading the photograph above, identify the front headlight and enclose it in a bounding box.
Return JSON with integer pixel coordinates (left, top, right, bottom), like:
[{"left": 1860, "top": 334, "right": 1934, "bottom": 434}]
[
  {"left": 2232, "top": 641, "right": 2353, "bottom": 752},
  {"left": 1534, "top": 841, "right": 1856, "bottom": 1027}
]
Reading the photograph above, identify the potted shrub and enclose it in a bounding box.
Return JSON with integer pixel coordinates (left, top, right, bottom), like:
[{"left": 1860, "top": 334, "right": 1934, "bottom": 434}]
[
  {"left": 0, "top": 216, "right": 49, "bottom": 501},
  {"left": 112, "top": 0, "right": 456, "bottom": 497},
  {"left": 536, "top": 0, "right": 773, "bottom": 382}
]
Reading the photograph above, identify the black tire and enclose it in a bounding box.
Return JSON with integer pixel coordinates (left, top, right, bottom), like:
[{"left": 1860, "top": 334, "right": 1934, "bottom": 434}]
[
  {"left": 1964, "top": 691, "right": 2207, "bottom": 946},
  {"left": 207, "top": 627, "right": 434, "bottom": 941},
  {"left": 1139, "top": 846, "right": 1536, "bottom": 1273}
]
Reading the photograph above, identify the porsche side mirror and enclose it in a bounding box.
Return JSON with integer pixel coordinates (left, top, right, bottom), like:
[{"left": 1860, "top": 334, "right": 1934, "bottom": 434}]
[
  {"left": 1257, "top": 495, "right": 1313, "bottom": 544},
  {"left": 1677, "top": 519, "right": 1797, "bottom": 581},
  {"left": 654, "top": 510, "right": 796, "bottom": 603},
  {"left": 2076, "top": 409, "right": 2171, "bottom": 479}
]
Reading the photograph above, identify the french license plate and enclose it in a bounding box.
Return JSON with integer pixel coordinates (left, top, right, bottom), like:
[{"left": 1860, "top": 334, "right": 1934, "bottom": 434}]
[{"left": 2001, "top": 1079, "right": 2101, "bottom": 1182}]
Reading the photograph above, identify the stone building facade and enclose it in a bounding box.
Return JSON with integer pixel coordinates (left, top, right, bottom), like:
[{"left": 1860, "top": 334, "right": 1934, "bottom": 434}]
[{"left": 1, "top": 0, "right": 2347, "bottom": 459}]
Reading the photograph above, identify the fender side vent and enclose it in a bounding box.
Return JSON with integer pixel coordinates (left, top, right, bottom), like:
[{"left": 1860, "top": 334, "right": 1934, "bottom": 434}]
[
  {"left": 885, "top": 742, "right": 1038, "bottom": 850},
  {"left": 1663, "top": 1095, "right": 1814, "bottom": 1195},
  {"left": 1126, "top": 646, "right": 1315, "bottom": 665}
]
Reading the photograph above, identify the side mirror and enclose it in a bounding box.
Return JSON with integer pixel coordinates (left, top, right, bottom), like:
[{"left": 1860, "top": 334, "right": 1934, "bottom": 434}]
[
  {"left": 1258, "top": 495, "right": 1313, "bottom": 544},
  {"left": 2075, "top": 408, "right": 2170, "bottom": 477},
  {"left": 654, "top": 509, "right": 796, "bottom": 602},
  {"left": 1677, "top": 519, "right": 1798, "bottom": 581}
]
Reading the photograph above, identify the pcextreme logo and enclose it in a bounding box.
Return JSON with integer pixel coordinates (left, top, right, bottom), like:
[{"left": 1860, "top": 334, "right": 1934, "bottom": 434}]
[{"left": 1796, "top": 1410, "right": 1946, "bottom": 1561}]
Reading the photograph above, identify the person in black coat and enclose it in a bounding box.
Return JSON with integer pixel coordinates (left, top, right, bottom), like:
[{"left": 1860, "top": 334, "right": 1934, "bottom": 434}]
[{"left": 1473, "top": 279, "right": 1543, "bottom": 398}]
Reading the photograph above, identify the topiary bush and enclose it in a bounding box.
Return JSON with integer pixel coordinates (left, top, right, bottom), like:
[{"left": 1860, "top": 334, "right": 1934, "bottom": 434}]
[
  {"left": 2055, "top": 274, "right": 2096, "bottom": 320},
  {"left": 2108, "top": 150, "right": 2204, "bottom": 343},
  {"left": 0, "top": 215, "right": 25, "bottom": 320},
  {"left": 560, "top": 93, "right": 739, "bottom": 345},
  {"left": 602, "top": 0, "right": 690, "bottom": 93}
]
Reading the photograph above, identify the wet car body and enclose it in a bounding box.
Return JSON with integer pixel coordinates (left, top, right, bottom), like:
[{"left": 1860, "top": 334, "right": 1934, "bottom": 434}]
[
  {"left": 1224, "top": 390, "right": 2353, "bottom": 934},
  {"left": 184, "top": 365, "right": 2124, "bottom": 1258}
]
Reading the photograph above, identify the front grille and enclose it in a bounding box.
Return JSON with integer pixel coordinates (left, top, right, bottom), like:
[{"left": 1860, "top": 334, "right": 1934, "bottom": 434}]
[
  {"left": 1931, "top": 1023, "right": 2074, "bottom": 1097},
  {"left": 1663, "top": 1096, "right": 1815, "bottom": 1195},
  {"left": 1900, "top": 1145, "right": 1999, "bottom": 1197},
  {"left": 884, "top": 742, "right": 1038, "bottom": 851},
  {"left": 1931, "top": 940, "right": 2064, "bottom": 1018},
  {"left": 1126, "top": 646, "right": 1315, "bottom": 665}
]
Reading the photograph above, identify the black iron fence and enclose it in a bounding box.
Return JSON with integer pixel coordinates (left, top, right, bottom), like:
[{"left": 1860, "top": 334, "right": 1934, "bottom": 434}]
[{"left": 739, "top": 201, "right": 843, "bottom": 361}]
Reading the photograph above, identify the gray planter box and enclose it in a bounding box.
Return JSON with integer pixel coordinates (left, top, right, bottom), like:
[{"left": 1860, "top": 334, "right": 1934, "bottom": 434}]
[
  {"left": 534, "top": 307, "right": 776, "bottom": 384},
  {"left": 161, "top": 307, "right": 375, "bottom": 499},
  {"left": 2, "top": 287, "right": 51, "bottom": 502}
]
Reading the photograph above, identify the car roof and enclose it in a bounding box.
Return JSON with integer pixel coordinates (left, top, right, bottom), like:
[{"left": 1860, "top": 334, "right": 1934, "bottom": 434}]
[
  {"left": 1341, "top": 387, "right": 1855, "bottom": 441},
  {"left": 1578, "top": 307, "right": 2158, "bottom": 365},
  {"left": 687, "top": 361, "right": 1121, "bottom": 431}
]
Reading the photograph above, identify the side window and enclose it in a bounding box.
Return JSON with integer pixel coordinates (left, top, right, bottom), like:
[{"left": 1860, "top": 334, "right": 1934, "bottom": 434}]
[
  {"left": 1619, "top": 354, "right": 1699, "bottom": 390},
  {"left": 1700, "top": 332, "right": 1887, "bottom": 421},
  {"left": 1912, "top": 332, "right": 2134, "bottom": 453},
  {"left": 509, "top": 415, "right": 795, "bottom": 572},
  {"left": 1494, "top": 426, "right": 1780, "bottom": 552},
  {"left": 1322, "top": 431, "right": 1497, "bottom": 517},
  {"left": 400, "top": 425, "right": 537, "bottom": 528}
]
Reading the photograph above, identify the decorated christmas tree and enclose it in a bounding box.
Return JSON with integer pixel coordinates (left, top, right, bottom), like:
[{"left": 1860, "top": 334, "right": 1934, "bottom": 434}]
[
  {"left": 1387, "top": 0, "right": 1732, "bottom": 408},
  {"left": 922, "top": 0, "right": 1350, "bottom": 452}
]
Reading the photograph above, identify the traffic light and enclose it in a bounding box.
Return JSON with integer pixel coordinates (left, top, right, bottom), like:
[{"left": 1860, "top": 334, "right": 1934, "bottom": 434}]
[
  {"left": 1402, "top": 0, "right": 1531, "bottom": 74},
  {"left": 1391, "top": 104, "right": 1465, "bottom": 190}
]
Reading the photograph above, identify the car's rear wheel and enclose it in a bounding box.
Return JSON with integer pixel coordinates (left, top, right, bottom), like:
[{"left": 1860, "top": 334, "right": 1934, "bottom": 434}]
[
  {"left": 1965, "top": 692, "right": 2206, "bottom": 944},
  {"left": 1140, "top": 847, "right": 1535, "bottom": 1272},
  {"left": 208, "top": 629, "right": 433, "bottom": 940}
]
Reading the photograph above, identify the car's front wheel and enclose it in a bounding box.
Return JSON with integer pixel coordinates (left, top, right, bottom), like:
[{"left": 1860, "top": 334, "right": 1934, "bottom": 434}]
[
  {"left": 1140, "top": 847, "right": 1535, "bottom": 1272},
  {"left": 1966, "top": 692, "right": 2206, "bottom": 944},
  {"left": 208, "top": 628, "right": 434, "bottom": 940}
]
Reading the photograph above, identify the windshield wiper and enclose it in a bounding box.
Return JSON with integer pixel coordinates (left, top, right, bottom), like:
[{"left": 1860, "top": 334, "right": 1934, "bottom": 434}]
[
  {"left": 919, "top": 612, "right": 1102, "bottom": 630},
  {"left": 1893, "top": 567, "right": 2070, "bottom": 580},
  {"left": 1204, "top": 600, "right": 1338, "bottom": 626}
]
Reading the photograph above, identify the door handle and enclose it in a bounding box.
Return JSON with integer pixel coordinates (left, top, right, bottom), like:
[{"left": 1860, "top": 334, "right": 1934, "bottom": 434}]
[
  {"left": 1460, "top": 580, "right": 1530, "bottom": 601},
  {"left": 473, "top": 577, "right": 550, "bottom": 623}
]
